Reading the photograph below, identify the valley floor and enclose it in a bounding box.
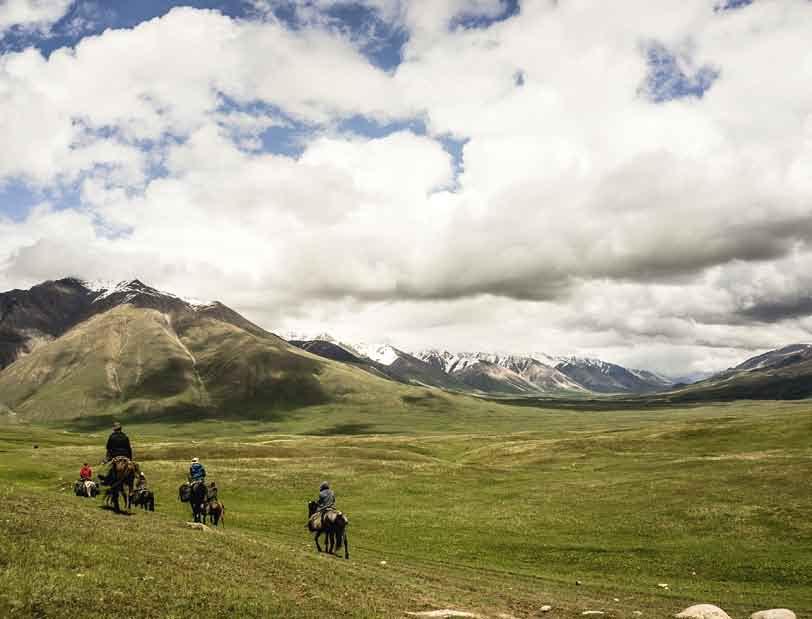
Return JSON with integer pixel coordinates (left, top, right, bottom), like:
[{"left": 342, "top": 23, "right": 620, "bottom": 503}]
[{"left": 0, "top": 400, "right": 810, "bottom": 618}]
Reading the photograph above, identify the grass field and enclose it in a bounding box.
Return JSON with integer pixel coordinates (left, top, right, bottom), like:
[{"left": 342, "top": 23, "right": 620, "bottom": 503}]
[{"left": 1, "top": 398, "right": 810, "bottom": 618}]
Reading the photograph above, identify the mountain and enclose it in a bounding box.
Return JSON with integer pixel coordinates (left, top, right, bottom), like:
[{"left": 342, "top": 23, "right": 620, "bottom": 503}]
[
  {"left": 732, "top": 344, "right": 812, "bottom": 372},
  {"left": 0, "top": 279, "right": 416, "bottom": 422},
  {"left": 289, "top": 338, "right": 466, "bottom": 391},
  {"left": 0, "top": 278, "right": 96, "bottom": 370},
  {"left": 667, "top": 344, "right": 812, "bottom": 401},
  {"left": 416, "top": 350, "right": 588, "bottom": 394},
  {"left": 555, "top": 357, "right": 674, "bottom": 394}
]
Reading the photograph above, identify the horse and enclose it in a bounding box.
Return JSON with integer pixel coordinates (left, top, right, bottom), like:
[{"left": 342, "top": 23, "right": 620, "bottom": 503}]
[
  {"left": 129, "top": 489, "right": 155, "bottom": 511},
  {"left": 74, "top": 479, "right": 98, "bottom": 498},
  {"left": 307, "top": 501, "right": 349, "bottom": 559},
  {"left": 179, "top": 481, "right": 208, "bottom": 522},
  {"left": 102, "top": 457, "right": 139, "bottom": 513},
  {"left": 206, "top": 500, "right": 225, "bottom": 527}
]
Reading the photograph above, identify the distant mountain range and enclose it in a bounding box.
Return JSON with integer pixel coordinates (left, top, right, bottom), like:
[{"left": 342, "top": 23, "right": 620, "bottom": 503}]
[
  {"left": 3, "top": 278, "right": 812, "bottom": 423},
  {"left": 666, "top": 343, "right": 812, "bottom": 401},
  {"left": 287, "top": 335, "right": 675, "bottom": 395}
]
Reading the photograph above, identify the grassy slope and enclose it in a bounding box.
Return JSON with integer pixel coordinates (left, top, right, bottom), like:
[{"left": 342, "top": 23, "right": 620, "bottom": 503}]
[
  {"left": 0, "top": 304, "right": 450, "bottom": 424},
  {"left": 1, "top": 400, "right": 810, "bottom": 618},
  {"left": 0, "top": 306, "right": 203, "bottom": 420}
]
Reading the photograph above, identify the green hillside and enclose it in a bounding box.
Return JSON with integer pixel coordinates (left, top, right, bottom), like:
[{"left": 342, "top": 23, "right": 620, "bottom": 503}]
[
  {"left": 1, "top": 400, "right": 810, "bottom": 618},
  {"left": 0, "top": 303, "right": 444, "bottom": 423}
]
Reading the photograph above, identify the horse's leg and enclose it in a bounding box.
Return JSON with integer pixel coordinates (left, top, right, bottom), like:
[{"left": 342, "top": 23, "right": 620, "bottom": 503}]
[
  {"left": 314, "top": 531, "right": 323, "bottom": 553},
  {"left": 343, "top": 531, "right": 349, "bottom": 559}
]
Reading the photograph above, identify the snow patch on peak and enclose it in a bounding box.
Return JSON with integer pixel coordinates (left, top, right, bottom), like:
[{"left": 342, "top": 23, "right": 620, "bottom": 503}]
[
  {"left": 353, "top": 343, "right": 400, "bottom": 366},
  {"left": 88, "top": 279, "right": 214, "bottom": 309}
]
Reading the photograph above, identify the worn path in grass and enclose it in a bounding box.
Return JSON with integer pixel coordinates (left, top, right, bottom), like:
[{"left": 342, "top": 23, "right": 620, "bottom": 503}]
[{"left": 0, "top": 400, "right": 811, "bottom": 617}]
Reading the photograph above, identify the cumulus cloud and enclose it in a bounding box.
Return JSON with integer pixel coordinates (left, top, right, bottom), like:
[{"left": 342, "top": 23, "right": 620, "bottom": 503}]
[
  {"left": 1, "top": 0, "right": 812, "bottom": 373},
  {"left": 0, "top": 0, "right": 72, "bottom": 36}
]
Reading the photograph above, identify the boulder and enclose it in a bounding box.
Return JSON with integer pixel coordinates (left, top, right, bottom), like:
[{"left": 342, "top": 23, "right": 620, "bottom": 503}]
[
  {"left": 750, "top": 611, "right": 796, "bottom": 619},
  {"left": 675, "top": 605, "right": 732, "bottom": 619},
  {"left": 184, "top": 522, "right": 212, "bottom": 532},
  {"left": 405, "top": 611, "right": 479, "bottom": 618}
]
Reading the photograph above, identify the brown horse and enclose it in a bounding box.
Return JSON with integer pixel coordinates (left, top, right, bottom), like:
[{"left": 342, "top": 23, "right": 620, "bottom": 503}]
[
  {"left": 103, "top": 457, "right": 139, "bottom": 513},
  {"left": 307, "top": 501, "right": 349, "bottom": 559},
  {"left": 206, "top": 500, "right": 225, "bottom": 527}
]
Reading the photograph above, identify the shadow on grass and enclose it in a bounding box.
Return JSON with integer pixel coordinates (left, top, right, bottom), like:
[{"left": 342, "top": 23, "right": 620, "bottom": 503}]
[
  {"left": 98, "top": 504, "right": 133, "bottom": 516},
  {"left": 306, "top": 423, "right": 383, "bottom": 436}
]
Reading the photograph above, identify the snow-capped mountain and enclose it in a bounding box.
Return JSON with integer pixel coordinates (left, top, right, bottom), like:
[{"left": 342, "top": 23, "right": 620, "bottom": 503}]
[
  {"left": 284, "top": 336, "right": 677, "bottom": 396},
  {"left": 555, "top": 357, "right": 673, "bottom": 393},
  {"left": 415, "top": 350, "right": 589, "bottom": 394},
  {"left": 352, "top": 343, "right": 401, "bottom": 366},
  {"left": 732, "top": 344, "right": 812, "bottom": 372}
]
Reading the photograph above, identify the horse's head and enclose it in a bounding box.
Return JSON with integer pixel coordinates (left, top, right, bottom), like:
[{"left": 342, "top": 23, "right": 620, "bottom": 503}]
[{"left": 307, "top": 500, "right": 318, "bottom": 517}]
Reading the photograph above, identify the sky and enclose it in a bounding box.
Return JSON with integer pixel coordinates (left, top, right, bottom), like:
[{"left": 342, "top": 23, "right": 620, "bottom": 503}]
[{"left": 1, "top": 0, "right": 811, "bottom": 376}]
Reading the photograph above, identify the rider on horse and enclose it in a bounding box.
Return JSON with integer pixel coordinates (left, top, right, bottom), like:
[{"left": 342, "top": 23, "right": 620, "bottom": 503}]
[
  {"left": 317, "top": 481, "right": 336, "bottom": 511},
  {"left": 188, "top": 457, "right": 206, "bottom": 487},
  {"left": 79, "top": 462, "right": 93, "bottom": 481},
  {"left": 100, "top": 422, "right": 132, "bottom": 485},
  {"left": 309, "top": 481, "right": 337, "bottom": 529}
]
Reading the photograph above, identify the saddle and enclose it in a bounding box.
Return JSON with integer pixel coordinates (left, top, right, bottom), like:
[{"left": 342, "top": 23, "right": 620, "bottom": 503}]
[{"left": 308, "top": 508, "right": 340, "bottom": 531}]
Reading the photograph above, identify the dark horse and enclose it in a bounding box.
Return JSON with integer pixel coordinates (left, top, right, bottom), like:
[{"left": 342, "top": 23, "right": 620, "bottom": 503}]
[
  {"left": 307, "top": 501, "right": 349, "bottom": 559},
  {"left": 129, "top": 489, "right": 155, "bottom": 511},
  {"left": 101, "top": 458, "right": 139, "bottom": 513},
  {"left": 179, "top": 481, "right": 208, "bottom": 522},
  {"left": 206, "top": 499, "right": 225, "bottom": 527}
]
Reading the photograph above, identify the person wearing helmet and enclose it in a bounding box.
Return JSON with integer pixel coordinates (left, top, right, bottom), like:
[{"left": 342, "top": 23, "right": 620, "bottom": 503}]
[
  {"left": 316, "top": 481, "right": 336, "bottom": 511},
  {"left": 188, "top": 457, "right": 206, "bottom": 484},
  {"left": 135, "top": 471, "right": 148, "bottom": 493}
]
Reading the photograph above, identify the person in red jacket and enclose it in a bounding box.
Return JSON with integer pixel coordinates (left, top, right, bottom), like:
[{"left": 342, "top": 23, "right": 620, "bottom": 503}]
[{"left": 79, "top": 463, "right": 93, "bottom": 480}]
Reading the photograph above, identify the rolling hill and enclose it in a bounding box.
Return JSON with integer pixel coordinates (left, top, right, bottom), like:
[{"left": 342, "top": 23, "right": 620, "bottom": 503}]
[
  {"left": 0, "top": 279, "right": 430, "bottom": 422},
  {"left": 667, "top": 343, "right": 812, "bottom": 401}
]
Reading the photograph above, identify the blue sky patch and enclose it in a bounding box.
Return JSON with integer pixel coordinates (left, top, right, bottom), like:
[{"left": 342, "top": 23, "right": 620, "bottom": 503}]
[
  {"left": 641, "top": 42, "right": 720, "bottom": 103},
  {"left": 450, "top": 0, "right": 520, "bottom": 31}
]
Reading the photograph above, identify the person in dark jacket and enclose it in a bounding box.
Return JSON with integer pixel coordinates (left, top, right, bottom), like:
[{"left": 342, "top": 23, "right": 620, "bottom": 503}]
[
  {"left": 101, "top": 422, "right": 132, "bottom": 485},
  {"left": 105, "top": 422, "right": 132, "bottom": 461},
  {"left": 316, "top": 481, "right": 336, "bottom": 511}
]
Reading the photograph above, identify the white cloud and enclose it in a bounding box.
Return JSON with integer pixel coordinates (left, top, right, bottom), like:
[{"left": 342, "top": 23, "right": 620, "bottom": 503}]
[
  {"left": 2, "top": 1, "right": 812, "bottom": 373},
  {"left": 0, "top": 0, "right": 72, "bottom": 35}
]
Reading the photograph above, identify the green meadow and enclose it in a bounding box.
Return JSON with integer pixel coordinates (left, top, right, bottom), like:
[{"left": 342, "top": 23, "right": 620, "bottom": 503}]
[{"left": 1, "top": 398, "right": 810, "bottom": 618}]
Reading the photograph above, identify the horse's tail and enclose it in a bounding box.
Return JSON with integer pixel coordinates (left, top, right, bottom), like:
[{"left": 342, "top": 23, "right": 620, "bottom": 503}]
[{"left": 333, "top": 512, "right": 347, "bottom": 550}]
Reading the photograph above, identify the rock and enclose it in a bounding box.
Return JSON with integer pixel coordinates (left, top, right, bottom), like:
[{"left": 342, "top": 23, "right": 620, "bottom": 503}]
[
  {"left": 633, "top": 613, "right": 643, "bottom": 616},
  {"left": 380, "top": 560, "right": 387, "bottom": 566},
  {"left": 184, "top": 522, "right": 212, "bottom": 532},
  {"left": 675, "top": 604, "right": 732, "bottom": 619},
  {"left": 405, "top": 611, "right": 480, "bottom": 618},
  {"left": 750, "top": 611, "right": 796, "bottom": 619},
  {"left": 658, "top": 583, "right": 670, "bottom": 589},
  {"left": 540, "top": 606, "right": 552, "bottom": 613},
  {"left": 581, "top": 612, "right": 604, "bottom": 616}
]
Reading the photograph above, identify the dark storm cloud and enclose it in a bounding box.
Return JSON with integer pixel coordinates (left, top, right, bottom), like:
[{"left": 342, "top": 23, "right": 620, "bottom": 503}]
[{"left": 737, "top": 297, "right": 812, "bottom": 323}]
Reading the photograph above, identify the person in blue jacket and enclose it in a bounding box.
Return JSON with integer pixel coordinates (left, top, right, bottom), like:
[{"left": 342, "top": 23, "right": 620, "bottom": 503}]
[{"left": 188, "top": 457, "right": 206, "bottom": 484}]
